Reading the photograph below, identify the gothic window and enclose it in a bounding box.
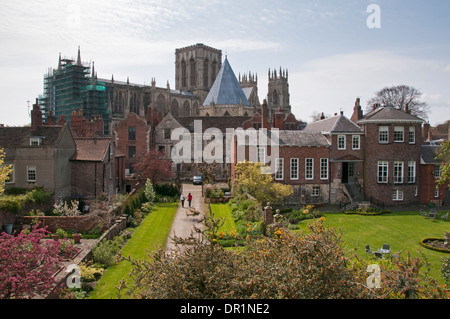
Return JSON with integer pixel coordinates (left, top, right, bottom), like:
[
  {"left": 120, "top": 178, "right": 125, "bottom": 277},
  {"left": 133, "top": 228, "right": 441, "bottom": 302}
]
[
  {"left": 190, "top": 58, "right": 196, "bottom": 87},
  {"left": 211, "top": 61, "right": 217, "bottom": 83},
  {"left": 171, "top": 99, "right": 179, "bottom": 116},
  {"left": 156, "top": 94, "right": 165, "bottom": 114},
  {"left": 183, "top": 101, "right": 190, "bottom": 117},
  {"left": 272, "top": 90, "right": 279, "bottom": 105},
  {"left": 203, "top": 59, "right": 209, "bottom": 88},
  {"left": 181, "top": 60, "right": 187, "bottom": 88}
]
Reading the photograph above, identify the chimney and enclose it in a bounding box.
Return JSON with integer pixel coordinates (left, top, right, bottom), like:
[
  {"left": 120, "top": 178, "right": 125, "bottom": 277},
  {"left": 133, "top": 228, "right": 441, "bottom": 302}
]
[
  {"left": 261, "top": 99, "right": 268, "bottom": 129},
  {"left": 405, "top": 103, "right": 410, "bottom": 114},
  {"left": 351, "top": 97, "right": 363, "bottom": 123},
  {"left": 423, "top": 122, "right": 430, "bottom": 142},
  {"left": 31, "top": 98, "right": 43, "bottom": 131}
]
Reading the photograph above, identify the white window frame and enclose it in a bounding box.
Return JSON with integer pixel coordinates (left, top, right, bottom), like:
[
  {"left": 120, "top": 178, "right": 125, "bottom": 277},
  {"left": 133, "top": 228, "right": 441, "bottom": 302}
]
[
  {"left": 352, "top": 135, "right": 360, "bottom": 150},
  {"left": 290, "top": 158, "right": 299, "bottom": 180},
  {"left": 393, "top": 161, "right": 404, "bottom": 184},
  {"left": 312, "top": 186, "right": 320, "bottom": 197},
  {"left": 320, "top": 158, "right": 328, "bottom": 180},
  {"left": 408, "top": 126, "right": 415, "bottom": 144},
  {"left": 379, "top": 126, "right": 389, "bottom": 144},
  {"left": 394, "top": 126, "right": 404, "bottom": 142},
  {"left": 408, "top": 161, "right": 416, "bottom": 183},
  {"left": 27, "top": 165, "right": 36, "bottom": 182},
  {"left": 305, "top": 158, "right": 314, "bottom": 180},
  {"left": 30, "top": 137, "right": 42, "bottom": 146},
  {"left": 377, "top": 161, "right": 388, "bottom": 183},
  {"left": 392, "top": 189, "right": 404, "bottom": 201},
  {"left": 275, "top": 158, "right": 284, "bottom": 180},
  {"left": 338, "top": 135, "right": 346, "bottom": 150},
  {"left": 434, "top": 165, "right": 441, "bottom": 178}
]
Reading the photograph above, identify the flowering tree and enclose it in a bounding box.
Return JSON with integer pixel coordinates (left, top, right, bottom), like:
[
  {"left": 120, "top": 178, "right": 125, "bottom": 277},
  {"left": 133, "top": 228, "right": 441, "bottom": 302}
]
[
  {"left": 133, "top": 149, "right": 172, "bottom": 184},
  {"left": 0, "top": 148, "right": 12, "bottom": 196},
  {"left": 0, "top": 225, "right": 79, "bottom": 299}
]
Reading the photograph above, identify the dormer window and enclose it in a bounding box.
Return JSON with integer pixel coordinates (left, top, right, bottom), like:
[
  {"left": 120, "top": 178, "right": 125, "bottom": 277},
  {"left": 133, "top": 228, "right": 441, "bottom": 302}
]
[{"left": 30, "top": 137, "right": 42, "bottom": 146}]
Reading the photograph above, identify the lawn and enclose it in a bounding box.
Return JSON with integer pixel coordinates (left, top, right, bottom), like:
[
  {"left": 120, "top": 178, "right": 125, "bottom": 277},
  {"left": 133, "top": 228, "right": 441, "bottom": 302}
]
[
  {"left": 88, "top": 202, "right": 178, "bottom": 299},
  {"left": 294, "top": 210, "right": 450, "bottom": 283},
  {"left": 210, "top": 203, "right": 236, "bottom": 233},
  {"left": 210, "top": 203, "right": 450, "bottom": 283}
]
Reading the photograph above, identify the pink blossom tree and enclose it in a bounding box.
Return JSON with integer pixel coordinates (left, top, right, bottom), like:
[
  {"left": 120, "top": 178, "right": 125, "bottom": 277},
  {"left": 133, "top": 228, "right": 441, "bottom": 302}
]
[{"left": 0, "top": 225, "right": 79, "bottom": 299}]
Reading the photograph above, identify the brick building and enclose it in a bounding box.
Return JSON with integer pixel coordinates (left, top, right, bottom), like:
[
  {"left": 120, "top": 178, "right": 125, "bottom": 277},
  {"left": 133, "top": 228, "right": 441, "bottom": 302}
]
[{"left": 420, "top": 145, "right": 449, "bottom": 205}]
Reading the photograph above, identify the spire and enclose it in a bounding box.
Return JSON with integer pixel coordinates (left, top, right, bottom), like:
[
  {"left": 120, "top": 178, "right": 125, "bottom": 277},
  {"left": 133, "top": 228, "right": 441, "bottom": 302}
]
[
  {"left": 77, "top": 46, "right": 81, "bottom": 66},
  {"left": 58, "top": 52, "right": 62, "bottom": 71}
]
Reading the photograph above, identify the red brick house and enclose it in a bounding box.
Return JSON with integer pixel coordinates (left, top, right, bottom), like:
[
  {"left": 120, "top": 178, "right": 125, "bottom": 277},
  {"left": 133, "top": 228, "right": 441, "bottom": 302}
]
[{"left": 357, "top": 105, "right": 424, "bottom": 206}]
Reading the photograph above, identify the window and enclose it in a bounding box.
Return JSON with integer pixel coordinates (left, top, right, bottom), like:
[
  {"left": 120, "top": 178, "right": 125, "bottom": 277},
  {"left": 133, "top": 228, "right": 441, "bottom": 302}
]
[
  {"left": 392, "top": 189, "right": 404, "bottom": 201},
  {"left": 30, "top": 137, "right": 41, "bottom": 146},
  {"left": 305, "top": 158, "right": 314, "bottom": 180},
  {"left": 377, "top": 161, "right": 388, "bottom": 183},
  {"left": 257, "top": 147, "right": 266, "bottom": 164},
  {"left": 164, "top": 128, "right": 171, "bottom": 139},
  {"left": 394, "top": 126, "right": 404, "bottom": 142},
  {"left": 338, "top": 135, "right": 346, "bottom": 150},
  {"left": 5, "top": 164, "right": 14, "bottom": 184},
  {"left": 312, "top": 186, "right": 320, "bottom": 197},
  {"left": 320, "top": 158, "right": 328, "bottom": 180},
  {"left": 275, "top": 158, "right": 283, "bottom": 180},
  {"left": 434, "top": 165, "right": 441, "bottom": 178},
  {"left": 408, "top": 161, "right": 416, "bottom": 183},
  {"left": 379, "top": 126, "right": 389, "bottom": 143},
  {"left": 290, "top": 158, "right": 299, "bottom": 180},
  {"left": 352, "top": 135, "right": 360, "bottom": 150},
  {"left": 27, "top": 165, "right": 36, "bottom": 182},
  {"left": 128, "top": 126, "right": 136, "bottom": 141},
  {"left": 128, "top": 146, "right": 136, "bottom": 158},
  {"left": 409, "top": 126, "right": 415, "bottom": 144},
  {"left": 393, "top": 161, "right": 404, "bottom": 183}
]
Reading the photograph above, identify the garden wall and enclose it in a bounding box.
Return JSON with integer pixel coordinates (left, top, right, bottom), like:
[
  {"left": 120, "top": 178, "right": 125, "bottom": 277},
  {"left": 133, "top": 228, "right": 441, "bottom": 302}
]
[{"left": 16, "top": 215, "right": 104, "bottom": 233}]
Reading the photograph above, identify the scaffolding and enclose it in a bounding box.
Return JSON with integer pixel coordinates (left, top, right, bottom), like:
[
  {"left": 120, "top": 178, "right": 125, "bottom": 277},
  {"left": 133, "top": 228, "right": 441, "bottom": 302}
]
[{"left": 40, "top": 51, "right": 109, "bottom": 134}]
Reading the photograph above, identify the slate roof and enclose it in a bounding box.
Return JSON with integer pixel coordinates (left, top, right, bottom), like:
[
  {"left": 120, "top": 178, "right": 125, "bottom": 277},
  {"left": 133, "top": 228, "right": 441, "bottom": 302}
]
[
  {"left": 421, "top": 145, "right": 442, "bottom": 164},
  {"left": 71, "top": 137, "right": 111, "bottom": 161},
  {"left": 304, "top": 113, "right": 362, "bottom": 134},
  {"left": 235, "top": 130, "right": 330, "bottom": 147},
  {"left": 0, "top": 125, "right": 66, "bottom": 148},
  {"left": 174, "top": 116, "right": 252, "bottom": 133},
  {"left": 203, "top": 58, "right": 250, "bottom": 107},
  {"left": 358, "top": 105, "right": 424, "bottom": 124}
]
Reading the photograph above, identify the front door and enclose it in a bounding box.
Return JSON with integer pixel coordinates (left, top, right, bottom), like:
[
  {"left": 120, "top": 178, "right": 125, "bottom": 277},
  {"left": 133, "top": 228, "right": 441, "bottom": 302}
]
[{"left": 342, "top": 162, "right": 355, "bottom": 184}]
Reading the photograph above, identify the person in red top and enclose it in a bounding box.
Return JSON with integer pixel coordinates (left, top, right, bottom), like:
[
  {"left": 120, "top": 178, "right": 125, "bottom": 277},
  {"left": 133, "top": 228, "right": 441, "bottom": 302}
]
[{"left": 187, "top": 193, "right": 192, "bottom": 207}]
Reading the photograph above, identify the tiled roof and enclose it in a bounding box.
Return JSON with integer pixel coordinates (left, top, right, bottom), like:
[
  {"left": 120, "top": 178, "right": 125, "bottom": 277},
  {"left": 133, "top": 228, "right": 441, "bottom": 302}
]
[
  {"left": 0, "top": 125, "right": 65, "bottom": 148},
  {"left": 358, "top": 106, "right": 424, "bottom": 123},
  {"left": 304, "top": 114, "right": 362, "bottom": 134},
  {"left": 235, "top": 130, "right": 330, "bottom": 147},
  {"left": 71, "top": 137, "right": 111, "bottom": 161},
  {"left": 203, "top": 58, "right": 250, "bottom": 107}
]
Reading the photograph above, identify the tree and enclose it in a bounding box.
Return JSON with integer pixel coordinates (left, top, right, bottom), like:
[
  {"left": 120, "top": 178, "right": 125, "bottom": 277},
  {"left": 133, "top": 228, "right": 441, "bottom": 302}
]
[
  {"left": 133, "top": 149, "right": 172, "bottom": 184},
  {"left": 436, "top": 140, "right": 450, "bottom": 187},
  {"left": 233, "top": 160, "right": 293, "bottom": 205},
  {"left": 0, "top": 224, "right": 79, "bottom": 299},
  {"left": 366, "top": 85, "right": 429, "bottom": 119},
  {"left": 0, "top": 148, "right": 12, "bottom": 196}
]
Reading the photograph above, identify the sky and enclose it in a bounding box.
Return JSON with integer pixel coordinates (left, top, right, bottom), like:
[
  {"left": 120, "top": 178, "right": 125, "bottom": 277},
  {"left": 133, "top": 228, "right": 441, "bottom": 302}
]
[{"left": 1, "top": 0, "right": 449, "bottom": 126}]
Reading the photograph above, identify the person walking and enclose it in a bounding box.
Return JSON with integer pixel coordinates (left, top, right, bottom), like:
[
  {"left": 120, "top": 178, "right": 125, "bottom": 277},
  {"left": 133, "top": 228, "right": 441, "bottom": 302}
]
[
  {"left": 180, "top": 193, "right": 186, "bottom": 207},
  {"left": 187, "top": 193, "right": 192, "bottom": 207}
]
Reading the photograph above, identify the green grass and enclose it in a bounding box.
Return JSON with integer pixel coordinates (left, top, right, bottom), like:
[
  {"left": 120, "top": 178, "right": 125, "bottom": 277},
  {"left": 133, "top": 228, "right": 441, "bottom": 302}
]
[
  {"left": 88, "top": 202, "right": 178, "bottom": 299},
  {"left": 294, "top": 210, "right": 450, "bottom": 282},
  {"left": 210, "top": 203, "right": 236, "bottom": 233}
]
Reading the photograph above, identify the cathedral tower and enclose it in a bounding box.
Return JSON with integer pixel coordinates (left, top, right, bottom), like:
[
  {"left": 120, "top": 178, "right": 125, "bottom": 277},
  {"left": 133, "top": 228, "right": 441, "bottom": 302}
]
[
  {"left": 175, "top": 43, "right": 222, "bottom": 103},
  {"left": 267, "top": 67, "right": 291, "bottom": 116}
]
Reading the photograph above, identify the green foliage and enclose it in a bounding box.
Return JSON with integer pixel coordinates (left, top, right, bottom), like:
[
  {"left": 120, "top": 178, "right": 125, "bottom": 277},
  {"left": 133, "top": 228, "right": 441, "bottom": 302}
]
[
  {"left": 442, "top": 257, "right": 450, "bottom": 286},
  {"left": 144, "top": 179, "right": 156, "bottom": 203},
  {"left": 0, "top": 187, "right": 52, "bottom": 214},
  {"left": 154, "top": 183, "right": 179, "bottom": 197},
  {"left": 92, "top": 236, "right": 127, "bottom": 267},
  {"left": 437, "top": 140, "right": 450, "bottom": 187}
]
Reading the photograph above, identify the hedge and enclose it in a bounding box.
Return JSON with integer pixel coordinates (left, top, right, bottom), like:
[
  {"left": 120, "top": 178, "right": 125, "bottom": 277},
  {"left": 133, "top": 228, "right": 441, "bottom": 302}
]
[{"left": 419, "top": 237, "right": 450, "bottom": 253}]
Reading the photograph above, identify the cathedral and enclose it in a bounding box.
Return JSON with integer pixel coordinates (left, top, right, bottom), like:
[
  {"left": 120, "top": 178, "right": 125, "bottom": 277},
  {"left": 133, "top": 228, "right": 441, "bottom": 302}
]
[{"left": 40, "top": 43, "right": 295, "bottom": 134}]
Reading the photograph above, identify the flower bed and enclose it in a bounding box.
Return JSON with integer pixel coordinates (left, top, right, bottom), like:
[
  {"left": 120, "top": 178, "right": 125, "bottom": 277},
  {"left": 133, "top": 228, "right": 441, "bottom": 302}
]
[{"left": 419, "top": 237, "right": 450, "bottom": 253}]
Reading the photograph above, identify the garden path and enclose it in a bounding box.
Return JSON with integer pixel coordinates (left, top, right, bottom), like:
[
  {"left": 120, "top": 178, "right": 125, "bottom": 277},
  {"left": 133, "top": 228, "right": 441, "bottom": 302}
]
[{"left": 165, "top": 183, "right": 206, "bottom": 254}]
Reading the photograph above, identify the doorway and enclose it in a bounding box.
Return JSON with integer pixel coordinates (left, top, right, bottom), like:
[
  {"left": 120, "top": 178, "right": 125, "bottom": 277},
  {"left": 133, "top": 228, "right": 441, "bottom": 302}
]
[{"left": 342, "top": 162, "right": 355, "bottom": 184}]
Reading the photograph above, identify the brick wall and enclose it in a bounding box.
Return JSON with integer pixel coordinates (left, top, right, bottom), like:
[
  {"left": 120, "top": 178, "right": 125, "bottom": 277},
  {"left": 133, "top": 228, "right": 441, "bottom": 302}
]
[
  {"left": 362, "top": 122, "right": 422, "bottom": 206},
  {"left": 16, "top": 215, "right": 104, "bottom": 233}
]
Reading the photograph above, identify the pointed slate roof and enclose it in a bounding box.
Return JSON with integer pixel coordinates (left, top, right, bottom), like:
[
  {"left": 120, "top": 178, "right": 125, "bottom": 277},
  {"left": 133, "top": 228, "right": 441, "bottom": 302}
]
[{"left": 203, "top": 58, "right": 250, "bottom": 106}]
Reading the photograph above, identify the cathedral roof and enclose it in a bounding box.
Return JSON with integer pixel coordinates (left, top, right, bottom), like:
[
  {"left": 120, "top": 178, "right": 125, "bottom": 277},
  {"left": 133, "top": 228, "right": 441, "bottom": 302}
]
[{"left": 203, "top": 58, "right": 250, "bottom": 107}]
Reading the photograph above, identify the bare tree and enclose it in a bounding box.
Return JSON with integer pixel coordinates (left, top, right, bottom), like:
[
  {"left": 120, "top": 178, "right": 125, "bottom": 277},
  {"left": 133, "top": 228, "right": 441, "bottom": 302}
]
[{"left": 366, "top": 85, "right": 429, "bottom": 119}]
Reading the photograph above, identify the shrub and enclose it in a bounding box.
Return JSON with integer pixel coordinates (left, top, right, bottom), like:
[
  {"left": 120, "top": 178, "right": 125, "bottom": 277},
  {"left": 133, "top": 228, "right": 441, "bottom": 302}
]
[
  {"left": 92, "top": 237, "right": 125, "bottom": 267},
  {"left": 155, "top": 183, "right": 179, "bottom": 197}
]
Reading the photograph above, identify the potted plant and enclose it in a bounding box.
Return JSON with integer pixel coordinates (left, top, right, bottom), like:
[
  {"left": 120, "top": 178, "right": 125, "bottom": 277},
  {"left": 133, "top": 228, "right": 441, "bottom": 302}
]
[
  {"left": 210, "top": 190, "right": 217, "bottom": 203},
  {"left": 72, "top": 232, "right": 82, "bottom": 244}
]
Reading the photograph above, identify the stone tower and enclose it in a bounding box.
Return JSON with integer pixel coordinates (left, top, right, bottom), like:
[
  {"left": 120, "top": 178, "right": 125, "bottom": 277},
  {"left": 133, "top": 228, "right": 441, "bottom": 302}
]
[
  {"left": 267, "top": 67, "right": 291, "bottom": 116},
  {"left": 175, "top": 43, "right": 222, "bottom": 103}
]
